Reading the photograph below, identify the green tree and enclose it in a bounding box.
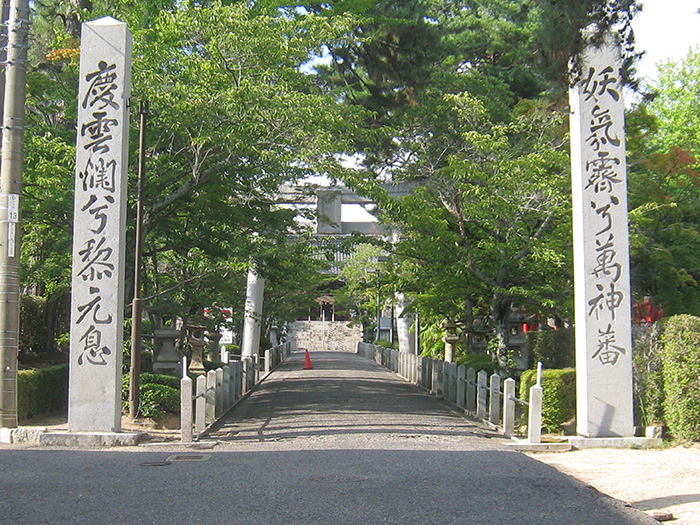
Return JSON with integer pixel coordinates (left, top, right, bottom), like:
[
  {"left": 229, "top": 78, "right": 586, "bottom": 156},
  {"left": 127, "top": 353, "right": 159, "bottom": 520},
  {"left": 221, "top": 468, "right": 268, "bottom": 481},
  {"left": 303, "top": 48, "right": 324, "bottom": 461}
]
[
  {"left": 348, "top": 96, "right": 571, "bottom": 348},
  {"left": 626, "top": 48, "right": 700, "bottom": 317},
  {"left": 21, "top": 1, "right": 367, "bottom": 354}
]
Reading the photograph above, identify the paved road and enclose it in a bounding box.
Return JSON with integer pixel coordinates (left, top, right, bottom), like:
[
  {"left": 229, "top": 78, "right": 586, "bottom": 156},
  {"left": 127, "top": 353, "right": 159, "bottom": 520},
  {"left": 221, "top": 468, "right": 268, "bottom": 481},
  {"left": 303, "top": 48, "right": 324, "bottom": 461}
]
[{"left": 0, "top": 351, "right": 656, "bottom": 524}]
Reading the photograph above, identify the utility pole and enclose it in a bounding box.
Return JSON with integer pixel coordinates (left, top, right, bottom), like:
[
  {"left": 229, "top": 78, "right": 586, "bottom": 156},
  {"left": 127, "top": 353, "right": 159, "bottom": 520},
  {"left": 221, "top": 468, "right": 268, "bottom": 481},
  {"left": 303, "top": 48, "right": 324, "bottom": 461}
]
[
  {"left": 129, "top": 100, "right": 148, "bottom": 419},
  {"left": 0, "top": 0, "right": 29, "bottom": 428}
]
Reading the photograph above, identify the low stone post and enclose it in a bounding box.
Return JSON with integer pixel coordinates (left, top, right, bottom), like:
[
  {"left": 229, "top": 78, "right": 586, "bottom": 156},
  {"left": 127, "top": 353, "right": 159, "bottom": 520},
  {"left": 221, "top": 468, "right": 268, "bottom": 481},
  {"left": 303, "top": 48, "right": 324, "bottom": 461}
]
[
  {"left": 264, "top": 349, "right": 271, "bottom": 374},
  {"left": 222, "top": 365, "right": 231, "bottom": 410},
  {"left": 253, "top": 354, "right": 260, "bottom": 385},
  {"left": 436, "top": 360, "right": 445, "bottom": 397},
  {"left": 466, "top": 368, "right": 476, "bottom": 412},
  {"left": 431, "top": 359, "right": 439, "bottom": 395},
  {"left": 489, "top": 373, "right": 501, "bottom": 425},
  {"left": 180, "top": 375, "right": 193, "bottom": 443},
  {"left": 442, "top": 362, "right": 452, "bottom": 403},
  {"left": 451, "top": 363, "right": 459, "bottom": 403},
  {"left": 422, "top": 357, "right": 430, "bottom": 389},
  {"left": 195, "top": 375, "right": 206, "bottom": 433},
  {"left": 477, "top": 370, "right": 488, "bottom": 419},
  {"left": 215, "top": 367, "right": 224, "bottom": 417},
  {"left": 241, "top": 357, "right": 250, "bottom": 395},
  {"left": 503, "top": 378, "right": 516, "bottom": 436},
  {"left": 442, "top": 362, "right": 451, "bottom": 401},
  {"left": 232, "top": 360, "right": 241, "bottom": 401},
  {"left": 457, "top": 365, "right": 466, "bottom": 408},
  {"left": 528, "top": 383, "right": 543, "bottom": 444},
  {"left": 206, "top": 369, "right": 216, "bottom": 424}
]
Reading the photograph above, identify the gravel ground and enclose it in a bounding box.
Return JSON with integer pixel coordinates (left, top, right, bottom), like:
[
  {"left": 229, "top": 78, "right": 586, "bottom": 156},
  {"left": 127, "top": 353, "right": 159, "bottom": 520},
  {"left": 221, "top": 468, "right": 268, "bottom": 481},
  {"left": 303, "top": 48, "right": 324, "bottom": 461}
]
[{"left": 528, "top": 444, "right": 700, "bottom": 524}]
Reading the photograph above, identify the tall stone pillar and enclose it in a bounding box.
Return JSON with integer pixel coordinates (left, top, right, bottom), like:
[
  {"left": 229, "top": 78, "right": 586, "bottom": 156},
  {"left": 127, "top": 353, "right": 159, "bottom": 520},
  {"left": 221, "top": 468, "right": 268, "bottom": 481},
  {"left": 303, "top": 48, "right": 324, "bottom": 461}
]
[
  {"left": 241, "top": 267, "right": 264, "bottom": 358},
  {"left": 68, "top": 17, "right": 131, "bottom": 432},
  {"left": 569, "top": 34, "right": 634, "bottom": 438}
]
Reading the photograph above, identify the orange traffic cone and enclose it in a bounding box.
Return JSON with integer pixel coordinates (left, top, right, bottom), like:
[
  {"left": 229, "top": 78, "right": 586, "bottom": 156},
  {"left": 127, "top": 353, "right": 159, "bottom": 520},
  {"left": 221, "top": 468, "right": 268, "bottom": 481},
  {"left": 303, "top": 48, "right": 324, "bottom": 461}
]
[{"left": 303, "top": 349, "right": 313, "bottom": 370}]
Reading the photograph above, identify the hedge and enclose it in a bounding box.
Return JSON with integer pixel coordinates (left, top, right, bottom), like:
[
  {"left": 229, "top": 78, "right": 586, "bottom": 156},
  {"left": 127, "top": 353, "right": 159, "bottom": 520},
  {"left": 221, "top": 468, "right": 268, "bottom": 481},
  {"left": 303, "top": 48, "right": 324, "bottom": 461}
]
[
  {"left": 121, "top": 372, "right": 181, "bottom": 419},
  {"left": 17, "top": 364, "right": 69, "bottom": 420},
  {"left": 660, "top": 315, "right": 700, "bottom": 441},
  {"left": 520, "top": 367, "right": 576, "bottom": 433}
]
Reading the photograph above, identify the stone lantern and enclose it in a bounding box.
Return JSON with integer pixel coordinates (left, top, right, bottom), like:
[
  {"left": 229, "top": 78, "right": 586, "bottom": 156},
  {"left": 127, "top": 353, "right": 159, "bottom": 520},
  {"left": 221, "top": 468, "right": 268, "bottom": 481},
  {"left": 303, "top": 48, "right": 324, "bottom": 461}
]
[
  {"left": 148, "top": 305, "right": 184, "bottom": 375},
  {"left": 441, "top": 318, "right": 460, "bottom": 363},
  {"left": 205, "top": 330, "right": 223, "bottom": 362},
  {"left": 187, "top": 324, "right": 208, "bottom": 375}
]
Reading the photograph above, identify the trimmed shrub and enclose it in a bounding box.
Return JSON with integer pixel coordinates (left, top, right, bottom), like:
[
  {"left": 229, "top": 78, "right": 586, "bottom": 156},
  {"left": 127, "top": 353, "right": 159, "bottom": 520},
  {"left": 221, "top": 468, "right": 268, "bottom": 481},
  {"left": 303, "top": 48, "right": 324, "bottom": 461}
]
[
  {"left": 138, "top": 383, "right": 180, "bottom": 419},
  {"left": 139, "top": 372, "right": 180, "bottom": 390},
  {"left": 520, "top": 367, "right": 576, "bottom": 433},
  {"left": 17, "top": 364, "right": 69, "bottom": 420},
  {"left": 121, "top": 372, "right": 182, "bottom": 418},
  {"left": 526, "top": 328, "right": 574, "bottom": 369},
  {"left": 660, "top": 315, "right": 700, "bottom": 441}
]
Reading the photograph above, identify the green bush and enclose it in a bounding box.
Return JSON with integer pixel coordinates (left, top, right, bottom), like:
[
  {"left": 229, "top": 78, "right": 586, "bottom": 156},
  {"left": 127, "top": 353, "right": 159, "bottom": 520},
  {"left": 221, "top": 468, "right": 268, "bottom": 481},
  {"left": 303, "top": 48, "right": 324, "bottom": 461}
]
[
  {"left": 526, "top": 328, "right": 574, "bottom": 369},
  {"left": 520, "top": 367, "right": 576, "bottom": 433},
  {"left": 455, "top": 353, "right": 495, "bottom": 375},
  {"left": 138, "top": 383, "right": 180, "bottom": 419},
  {"left": 121, "top": 372, "right": 181, "bottom": 419},
  {"left": 660, "top": 315, "right": 700, "bottom": 441},
  {"left": 17, "top": 364, "right": 69, "bottom": 420},
  {"left": 19, "top": 295, "right": 46, "bottom": 356},
  {"left": 139, "top": 372, "right": 180, "bottom": 389}
]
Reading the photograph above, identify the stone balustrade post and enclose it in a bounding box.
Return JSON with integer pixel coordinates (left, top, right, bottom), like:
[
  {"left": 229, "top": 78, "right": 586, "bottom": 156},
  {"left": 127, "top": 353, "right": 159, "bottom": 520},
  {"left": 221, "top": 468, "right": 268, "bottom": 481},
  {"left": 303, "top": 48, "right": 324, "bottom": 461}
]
[
  {"left": 423, "top": 357, "right": 431, "bottom": 390},
  {"left": 443, "top": 362, "right": 453, "bottom": 402},
  {"left": 457, "top": 365, "right": 466, "bottom": 408},
  {"left": 215, "top": 368, "right": 224, "bottom": 417},
  {"left": 206, "top": 370, "right": 217, "bottom": 424},
  {"left": 241, "top": 357, "right": 250, "bottom": 395},
  {"left": 180, "top": 376, "right": 193, "bottom": 443},
  {"left": 233, "top": 360, "right": 242, "bottom": 401},
  {"left": 466, "top": 368, "right": 476, "bottom": 412},
  {"left": 528, "top": 384, "right": 543, "bottom": 444},
  {"left": 431, "top": 359, "right": 438, "bottom": 395},
  {"left": 222, "top": 365, "right": 231, "bottom": 410},
  {"left": 489, "top": 373, "right": 501, "bottom": 425},
  {"left": 477, "top": 370, "right": 488, "bottom": 419},
  {"left": 503, "top": 378, "right": 516, "bottom": 436},
  {"left": 195, "top": 375, "right": 206, "bottom": 433}
]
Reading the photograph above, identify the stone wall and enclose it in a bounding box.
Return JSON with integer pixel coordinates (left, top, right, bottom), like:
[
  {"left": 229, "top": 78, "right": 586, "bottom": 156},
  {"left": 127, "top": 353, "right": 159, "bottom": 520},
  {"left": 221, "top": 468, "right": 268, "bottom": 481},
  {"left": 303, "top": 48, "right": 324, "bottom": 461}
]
[{"left": 287, "top": 321, "right": 362, "bottom": 353}]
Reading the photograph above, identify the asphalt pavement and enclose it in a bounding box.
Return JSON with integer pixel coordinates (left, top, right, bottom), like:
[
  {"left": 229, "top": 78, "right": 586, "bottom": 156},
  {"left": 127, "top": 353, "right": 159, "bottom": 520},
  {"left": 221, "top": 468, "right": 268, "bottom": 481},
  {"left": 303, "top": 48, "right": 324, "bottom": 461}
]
[{"left": 0, "top": 351, "right": 657, "bottom": 524}]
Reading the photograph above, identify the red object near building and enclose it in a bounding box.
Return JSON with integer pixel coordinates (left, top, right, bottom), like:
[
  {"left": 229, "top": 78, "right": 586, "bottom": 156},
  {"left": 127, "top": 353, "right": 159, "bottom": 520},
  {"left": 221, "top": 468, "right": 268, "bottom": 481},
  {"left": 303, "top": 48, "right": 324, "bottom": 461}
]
[{"left": 633, "top": 298, "right": 663, "bottom": 325}]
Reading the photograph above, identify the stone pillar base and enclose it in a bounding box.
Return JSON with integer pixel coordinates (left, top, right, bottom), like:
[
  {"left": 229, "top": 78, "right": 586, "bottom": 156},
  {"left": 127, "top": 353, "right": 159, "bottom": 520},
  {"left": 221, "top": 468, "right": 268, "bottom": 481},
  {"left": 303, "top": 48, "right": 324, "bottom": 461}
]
[{"left": 568, "top": 436, "right": 662, "bottom": 449}]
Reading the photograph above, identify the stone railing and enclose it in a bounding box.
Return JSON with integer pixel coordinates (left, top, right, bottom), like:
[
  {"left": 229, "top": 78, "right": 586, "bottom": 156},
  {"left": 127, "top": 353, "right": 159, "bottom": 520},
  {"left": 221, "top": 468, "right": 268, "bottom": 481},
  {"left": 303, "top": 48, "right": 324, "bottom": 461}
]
[
  {"left": 356, "top": 342, "right": 543, "bottom": 443},
  {"left": 180, "top": 342, "right": 293, "bottom": 442}
]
